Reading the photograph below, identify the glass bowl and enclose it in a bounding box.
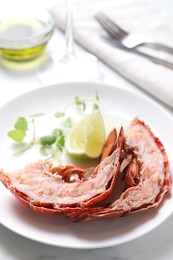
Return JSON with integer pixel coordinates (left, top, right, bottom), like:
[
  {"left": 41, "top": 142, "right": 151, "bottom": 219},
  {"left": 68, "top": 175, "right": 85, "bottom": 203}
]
[{"left": 0, "top": 10, "right": 55, "bottom": 61}]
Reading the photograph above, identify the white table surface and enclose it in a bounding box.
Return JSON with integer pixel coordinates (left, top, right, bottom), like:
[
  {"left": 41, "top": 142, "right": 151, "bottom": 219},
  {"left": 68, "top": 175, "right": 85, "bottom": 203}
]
[{"left": 0, "top": 0, "right": 173, "bottom": 259}]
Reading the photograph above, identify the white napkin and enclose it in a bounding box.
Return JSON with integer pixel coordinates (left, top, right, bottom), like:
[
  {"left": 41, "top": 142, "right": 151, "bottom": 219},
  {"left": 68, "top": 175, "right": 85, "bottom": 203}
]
[{"left": 51, "top": 0, "right": 173, "bottom": 108}]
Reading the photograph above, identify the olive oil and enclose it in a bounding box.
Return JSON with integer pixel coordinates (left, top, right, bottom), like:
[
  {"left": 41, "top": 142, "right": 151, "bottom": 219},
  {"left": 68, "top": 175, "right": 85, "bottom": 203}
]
[{"left": 0, "top": 18, "right": 52, "bottom": 61}]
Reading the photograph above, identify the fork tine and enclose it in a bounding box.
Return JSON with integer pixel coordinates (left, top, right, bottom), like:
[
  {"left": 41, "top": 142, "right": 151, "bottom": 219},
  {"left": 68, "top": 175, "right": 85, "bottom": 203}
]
[
  {"left": 99, "top": 12, "right": 127, "bottom": 37},
  {"left": 95, "top": 13, "right": 122, "bottom": 39},
  {"left": 96, "top": 12, "right": 127, "bottom": 38}
]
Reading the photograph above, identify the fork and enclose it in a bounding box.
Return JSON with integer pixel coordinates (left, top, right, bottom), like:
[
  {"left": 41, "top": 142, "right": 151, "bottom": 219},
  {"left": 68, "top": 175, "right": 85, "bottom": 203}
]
[
  {"left": 95, "top": 12, "right": 173, "bottom": 53},
  {"left": 95, "top": 12, "right": 173, "bottom": 69}
]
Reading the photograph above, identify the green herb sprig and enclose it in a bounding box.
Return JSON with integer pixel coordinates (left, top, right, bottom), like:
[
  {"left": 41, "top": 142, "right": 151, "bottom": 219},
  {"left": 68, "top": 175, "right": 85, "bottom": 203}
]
[
  {"left": 7, "top": 93, "right": 100, "bottom": 159},
  {"left": 74, "top": 92, "right": 99, "bottom": 112},
  {"left": 7, "top": 114, "right": 44, "bottom": 156}
]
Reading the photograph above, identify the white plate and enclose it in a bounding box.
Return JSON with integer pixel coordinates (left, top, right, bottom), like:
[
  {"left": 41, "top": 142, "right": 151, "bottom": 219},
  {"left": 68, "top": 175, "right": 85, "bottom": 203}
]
[{"left": 0, "top": 82, "right": 173, "bottom": 249}]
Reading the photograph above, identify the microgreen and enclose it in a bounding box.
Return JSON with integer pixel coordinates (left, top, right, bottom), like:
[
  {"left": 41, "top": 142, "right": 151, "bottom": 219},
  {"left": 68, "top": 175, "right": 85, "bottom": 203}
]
[
  {"left": 7, "top": 117, "right": 27, "bottom": 142},
  {"left": 95, "top": 91, "right": 99, "bottom": 101},
  {"left": 7, "top": 93, "right": 100, "bottom": 159},
  {"left": 62, "top": 117, "right": 72, "bottom": 128},
  {"left": 30, "top": 113, "right": 45, "bottom": 118},
  {"left": 52, "top": 128, "right": 63, "bottom": 137},
  {"left": 40, "top": 135, "right": 56, "bottom": 146},
  {"left": 14, "top": 117, "right": 28, "bottom": 131},
  {"left": 56, "top": 133, "right": 65, "bottom": 152},
  {"left": 8, "top": 129, "right": 26, "bottom": 142},
  {"left": 74, "top": 96, "right": 86, "bottom": 111},
  {"left": 40, "top": 144, "right": 53, "bottom": 156},
  {"left": 93, "top": 103, "right": 99, "bottom": 111},
  {"left": 8, "top": 116, "right": 37, "bottom": 156},
  {"left": 39, "top": 127, "right": 65, "bottom": 158},
  {"left": 55, "top": 112, "right": 65, "bottom": 118}
]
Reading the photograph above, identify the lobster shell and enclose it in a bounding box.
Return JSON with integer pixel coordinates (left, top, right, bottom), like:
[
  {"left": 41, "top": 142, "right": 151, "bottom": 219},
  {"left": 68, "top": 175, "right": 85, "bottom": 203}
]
[{"left": 0, "top": 118, "right": 171, "bottom": 222}]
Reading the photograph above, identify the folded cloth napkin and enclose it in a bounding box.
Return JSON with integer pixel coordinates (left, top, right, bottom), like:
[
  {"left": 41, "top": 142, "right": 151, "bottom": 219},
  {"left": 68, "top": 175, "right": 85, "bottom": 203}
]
[{"left": 51, "top": 0, "right": 173, "bottom": 108}]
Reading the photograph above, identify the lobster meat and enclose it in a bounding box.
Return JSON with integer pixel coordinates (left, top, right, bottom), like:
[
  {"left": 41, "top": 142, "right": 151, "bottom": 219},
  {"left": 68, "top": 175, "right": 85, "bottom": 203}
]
[
  {"left": 0, "top": 118, "right": 171, "bottom": 222},
  {"left": 0, "top": 127, "right": 124, "bottom": 214},
  {"left": 67, "top": 118, "right": 171, "bottom": 222}
]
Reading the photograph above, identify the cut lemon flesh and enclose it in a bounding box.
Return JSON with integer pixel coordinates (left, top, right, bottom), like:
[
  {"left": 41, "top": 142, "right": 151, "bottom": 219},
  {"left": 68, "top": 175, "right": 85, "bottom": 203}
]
[{"left": 66, "top": 110, "right": 105, "bottom": 158}]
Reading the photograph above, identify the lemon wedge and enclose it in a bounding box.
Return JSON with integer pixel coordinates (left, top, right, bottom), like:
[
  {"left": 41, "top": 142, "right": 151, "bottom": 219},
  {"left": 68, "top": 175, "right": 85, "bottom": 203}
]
[{"left": 66, "top": 110, "right": 105, "bottom": 159}]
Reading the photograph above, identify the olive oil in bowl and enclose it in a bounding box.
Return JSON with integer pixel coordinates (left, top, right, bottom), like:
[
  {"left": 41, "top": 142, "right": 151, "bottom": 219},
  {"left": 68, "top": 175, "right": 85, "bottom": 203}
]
[{"left": 0, "top": 12, "right": 54, "bottom": 61}]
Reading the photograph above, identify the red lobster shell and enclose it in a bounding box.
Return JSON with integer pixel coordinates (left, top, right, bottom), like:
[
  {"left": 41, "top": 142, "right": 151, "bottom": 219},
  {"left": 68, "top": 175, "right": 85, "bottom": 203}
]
[
  {"left": 67, "top": 118, "right": 171, "bottom": 222},
  {"left": 0, "top": 127, "right": 124, "bottom": 214},
  {"left": 0, "top": 118, "right": 171, "bottom": 221}
]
